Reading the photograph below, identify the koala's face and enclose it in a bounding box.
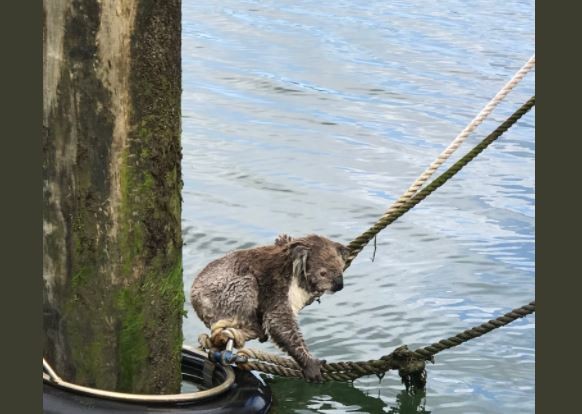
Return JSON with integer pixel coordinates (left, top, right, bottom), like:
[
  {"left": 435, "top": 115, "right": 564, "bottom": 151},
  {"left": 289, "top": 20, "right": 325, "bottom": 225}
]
[{"left": 289, "top": 235, "right": 350, "bottom": 296}]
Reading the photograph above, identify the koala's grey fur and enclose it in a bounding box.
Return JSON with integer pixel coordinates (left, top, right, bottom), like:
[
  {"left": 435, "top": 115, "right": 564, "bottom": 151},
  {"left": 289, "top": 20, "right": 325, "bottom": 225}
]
[{"left": 190, "top": 234, "right": 349, "bottom": 382}]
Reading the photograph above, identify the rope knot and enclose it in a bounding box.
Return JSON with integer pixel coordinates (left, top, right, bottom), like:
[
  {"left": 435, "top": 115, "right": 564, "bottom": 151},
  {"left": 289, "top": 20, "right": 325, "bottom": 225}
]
[
  {"left": 198, "top": 319, "right": 247, "bottom": 351},
  {"left": 382, "top": 345, "right": 428, "bottom": 392}
]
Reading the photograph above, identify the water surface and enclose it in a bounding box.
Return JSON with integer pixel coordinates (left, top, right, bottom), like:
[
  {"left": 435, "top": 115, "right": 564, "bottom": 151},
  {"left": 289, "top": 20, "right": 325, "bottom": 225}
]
[{"left": 181, "top": 1, "right": 535, "bottom": 412}]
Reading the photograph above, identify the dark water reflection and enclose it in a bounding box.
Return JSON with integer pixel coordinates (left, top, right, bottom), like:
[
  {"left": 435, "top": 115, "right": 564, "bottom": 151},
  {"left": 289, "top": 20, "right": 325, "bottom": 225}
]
[
  {"left": 181, "top": 1, "right": 534, "bottom": 412},
  {"left": 269, "top": 378, "right": 431, "bottom": 413}
]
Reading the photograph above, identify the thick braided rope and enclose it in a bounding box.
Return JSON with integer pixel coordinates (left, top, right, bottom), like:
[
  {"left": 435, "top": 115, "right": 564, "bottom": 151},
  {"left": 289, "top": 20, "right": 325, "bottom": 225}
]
[
  {"left": 345, "top": 55, "right": 535, "bottom": 265},
  {"left": 413, "top": 301, "right": 535, "bottom": 360},
  {"left": 238, "top": 348, "right": 394, "bottom": 377},
  {"left": 345, "top": 95, "right": 535, "bottom": 268},
  {"left": 238, "top": 360, "right": 385, "bottom": 382},
  {"left": 236, "top": 301, "right": 535, "bottom": 381},
  {"left": 238, "top": 348, "right": 299, "bottom": 369}
]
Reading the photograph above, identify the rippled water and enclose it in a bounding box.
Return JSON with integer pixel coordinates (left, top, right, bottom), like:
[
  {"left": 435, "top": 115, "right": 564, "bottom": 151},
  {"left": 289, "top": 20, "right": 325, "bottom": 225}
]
[{"left": 181, "top": 1, "right": 535, "bottom": 412}]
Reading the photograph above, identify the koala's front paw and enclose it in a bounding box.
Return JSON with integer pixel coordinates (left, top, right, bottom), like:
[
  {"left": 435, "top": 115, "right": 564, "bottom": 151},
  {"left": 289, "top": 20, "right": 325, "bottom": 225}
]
[{"left": 303, "top": 358, "right": 324, "bottom": 383}]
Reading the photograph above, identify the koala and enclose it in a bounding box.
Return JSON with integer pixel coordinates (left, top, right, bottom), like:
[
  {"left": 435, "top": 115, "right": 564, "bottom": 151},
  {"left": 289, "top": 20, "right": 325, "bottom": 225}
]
[{"left": 190, "top": 234, "right": 350, "bottom": 382}]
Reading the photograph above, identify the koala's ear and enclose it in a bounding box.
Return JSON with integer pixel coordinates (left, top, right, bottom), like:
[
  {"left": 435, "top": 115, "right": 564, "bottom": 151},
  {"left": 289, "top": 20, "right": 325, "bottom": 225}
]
[
  {"left": 274, "top": 234, "right": 293, "bottom": 246},
  {"left": 338, "top": 245, "right": 351, "bottom": 260},
  {"left": 290, "top": 242, "right": 309, "bottom": 258},
  {"left": 290, "top": 242, "right": 310, "bottom": 282}
]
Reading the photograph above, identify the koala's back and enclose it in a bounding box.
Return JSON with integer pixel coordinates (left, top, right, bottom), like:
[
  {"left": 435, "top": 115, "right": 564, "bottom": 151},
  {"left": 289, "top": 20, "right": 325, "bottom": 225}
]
[{"left": 190, "top": 251, "right": 261, "bottom": 331}]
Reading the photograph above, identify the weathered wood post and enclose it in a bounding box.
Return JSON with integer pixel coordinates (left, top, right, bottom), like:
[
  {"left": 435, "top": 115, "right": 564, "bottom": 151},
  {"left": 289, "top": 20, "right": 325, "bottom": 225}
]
[{"left": 43, "top": 0, "right": 183, "bottom": 393}]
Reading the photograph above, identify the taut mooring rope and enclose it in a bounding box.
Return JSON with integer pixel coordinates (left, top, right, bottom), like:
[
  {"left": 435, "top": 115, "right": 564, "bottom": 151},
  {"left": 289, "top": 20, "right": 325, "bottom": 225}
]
[
  {"left": 236, "top": 301, "right": 536, "bottom": 384},
  {"left": 345, "top": 93, "right": 535, "bottom": 268},
  {"left": 345, "top": 55, "right": 535, "bottom": 266}
]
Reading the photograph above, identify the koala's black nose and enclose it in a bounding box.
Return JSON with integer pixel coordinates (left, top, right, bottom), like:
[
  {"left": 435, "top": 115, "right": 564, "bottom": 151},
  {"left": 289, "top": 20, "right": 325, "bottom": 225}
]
[{"left": 332, "top": 276, "right": 344, "bottom": 292}]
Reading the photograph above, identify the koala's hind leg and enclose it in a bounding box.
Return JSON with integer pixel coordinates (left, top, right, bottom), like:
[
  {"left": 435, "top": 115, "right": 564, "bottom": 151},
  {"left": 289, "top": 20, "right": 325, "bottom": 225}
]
[{"left": 192, "top": 272, "right": 265, "bottom": 346}]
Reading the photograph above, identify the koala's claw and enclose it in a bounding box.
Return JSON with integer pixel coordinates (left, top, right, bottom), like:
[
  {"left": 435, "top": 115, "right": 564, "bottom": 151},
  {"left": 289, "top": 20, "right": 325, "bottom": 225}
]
[{"left": 303, "top": 358, "right": 324, "bottom": 383}]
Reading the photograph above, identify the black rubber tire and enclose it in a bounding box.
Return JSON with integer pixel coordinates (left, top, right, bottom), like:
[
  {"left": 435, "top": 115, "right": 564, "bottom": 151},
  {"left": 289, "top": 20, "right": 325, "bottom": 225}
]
[{"left": 43, "top": 349, "right": 272, "bottom": 413}]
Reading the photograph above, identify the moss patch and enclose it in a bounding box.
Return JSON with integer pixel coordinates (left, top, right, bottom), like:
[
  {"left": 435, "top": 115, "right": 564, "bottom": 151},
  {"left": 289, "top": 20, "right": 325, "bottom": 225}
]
[
  {"left": 45, "top": 0, "right": 183, "bottom": 394},
  {"left": 116, "top": 287, "right": 149, "bottom": 391}
]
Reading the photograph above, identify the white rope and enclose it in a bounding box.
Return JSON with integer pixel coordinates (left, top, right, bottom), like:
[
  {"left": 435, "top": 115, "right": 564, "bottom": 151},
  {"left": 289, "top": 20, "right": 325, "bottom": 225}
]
[{"left": 383, "top": 55, "right": 535, "bottom": 216}]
